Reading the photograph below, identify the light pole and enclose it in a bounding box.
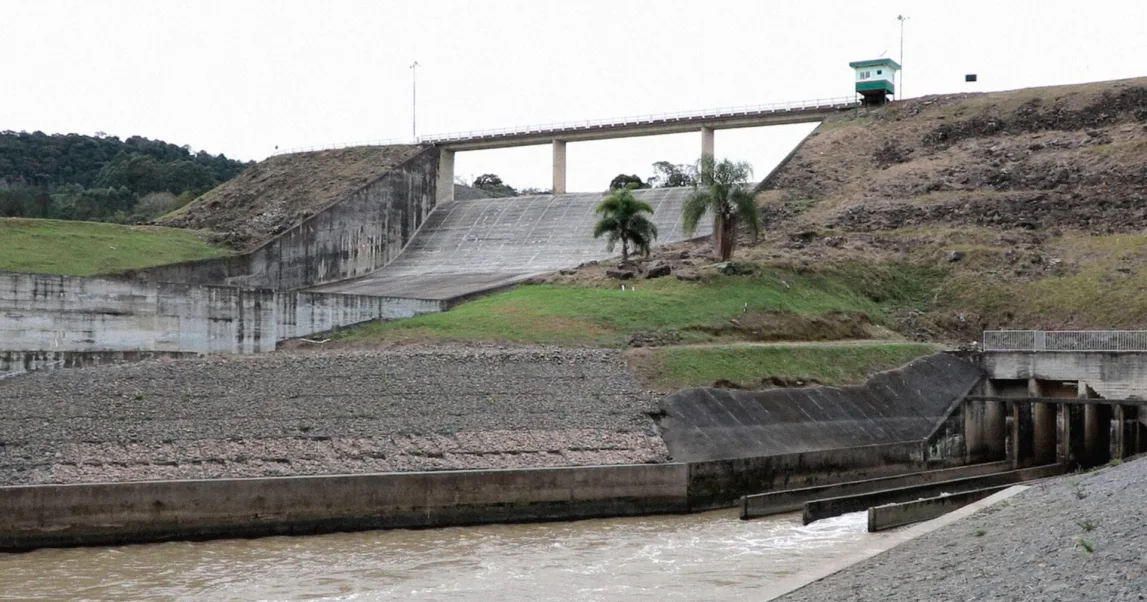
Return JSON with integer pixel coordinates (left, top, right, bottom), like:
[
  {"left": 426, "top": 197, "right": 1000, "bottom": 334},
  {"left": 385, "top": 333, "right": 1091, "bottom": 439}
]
[
  {"left": 410, "top": 61, "right": 420, "bottom": 141},
  {"left": 897, "top": 15, "right": 909, "bottom": 99}
]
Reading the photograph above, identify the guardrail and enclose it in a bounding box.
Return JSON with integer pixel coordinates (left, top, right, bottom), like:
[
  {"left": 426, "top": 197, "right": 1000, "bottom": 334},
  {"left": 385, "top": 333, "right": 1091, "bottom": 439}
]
[
  {"left": 419, "top": 96, "right": 858, "bottom": 144},
  {"left": 982, "top": 330, "right": 1147, "bottom": 351},
  {"left": 270, "top": 95, "right": 860, "bottom": 155}
]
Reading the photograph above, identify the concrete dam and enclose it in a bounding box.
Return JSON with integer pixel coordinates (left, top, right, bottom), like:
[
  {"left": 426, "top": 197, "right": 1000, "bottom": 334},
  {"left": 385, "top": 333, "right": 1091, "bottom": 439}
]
[{"left": 308, "top": 187, "right": 710, "bottom": 301}]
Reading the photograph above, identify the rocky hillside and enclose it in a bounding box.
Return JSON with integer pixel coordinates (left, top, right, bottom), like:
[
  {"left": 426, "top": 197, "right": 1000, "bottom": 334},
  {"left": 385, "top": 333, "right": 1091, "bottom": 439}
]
[
  {"left": 725, "top": 77, "right": 1147, "bottom": 340},
  {"left": 761, "top": 77, "right": 1147, "bottom": 233},
  {"left": 159, "top": 144, "right": 425, "bottom": 250}
]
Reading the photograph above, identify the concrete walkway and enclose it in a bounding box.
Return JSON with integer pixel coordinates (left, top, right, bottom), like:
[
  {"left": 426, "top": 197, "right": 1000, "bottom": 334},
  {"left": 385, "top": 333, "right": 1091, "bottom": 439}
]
[{"left": 308, "top": 188, "right": 710, "bottom": 301}]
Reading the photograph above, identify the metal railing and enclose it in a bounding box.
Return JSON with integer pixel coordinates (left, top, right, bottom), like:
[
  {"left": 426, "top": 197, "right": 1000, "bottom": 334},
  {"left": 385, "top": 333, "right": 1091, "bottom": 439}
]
[
  {"left": 982, "top": 330, "right": 1147, "bottom": 351},
  {"left": 419, "top": 96, "right": 858, "bottom": 144},
  {"left": 269, "top": 95, "right": 860, "bottom": 155}
]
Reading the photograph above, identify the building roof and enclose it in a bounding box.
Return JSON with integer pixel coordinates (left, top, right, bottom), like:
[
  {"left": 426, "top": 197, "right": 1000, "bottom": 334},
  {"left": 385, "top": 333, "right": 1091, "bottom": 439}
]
[{"left": 849, "top": 58, "right": 902, "bottom": 70}]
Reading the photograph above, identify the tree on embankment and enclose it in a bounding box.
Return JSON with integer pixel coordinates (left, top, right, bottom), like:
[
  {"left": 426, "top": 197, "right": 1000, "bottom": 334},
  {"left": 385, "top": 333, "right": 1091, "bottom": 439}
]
[
  {"left": 593, "top": 186, "right": 658, "bottom": 267},
  {"left": 682, "top": 155, "right": 760, "bottom": 261}
]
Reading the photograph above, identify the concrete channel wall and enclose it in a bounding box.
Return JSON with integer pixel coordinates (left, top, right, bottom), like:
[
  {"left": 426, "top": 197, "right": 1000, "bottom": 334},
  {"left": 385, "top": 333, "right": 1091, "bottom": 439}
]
[
  {"left": 0, "top": 439, "right": 958, "bottom": 551},
  {"left": 120, "top": 147, "right": 439, "bottom": 291},
  {"left": 0, "top": 464, "right": 690, "bottom": 551},
  {"left": 0, "top": 271, "right": 440, "bottom": 359}
]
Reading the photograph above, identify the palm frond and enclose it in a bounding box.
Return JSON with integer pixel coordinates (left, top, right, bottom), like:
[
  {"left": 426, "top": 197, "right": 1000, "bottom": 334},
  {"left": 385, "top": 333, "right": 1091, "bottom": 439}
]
[
  {"left": 681, "top": 190, "right": 714, "bottom": 235},
  {"left": 728, "top": 187, "right": 761, "bottom": 236}
]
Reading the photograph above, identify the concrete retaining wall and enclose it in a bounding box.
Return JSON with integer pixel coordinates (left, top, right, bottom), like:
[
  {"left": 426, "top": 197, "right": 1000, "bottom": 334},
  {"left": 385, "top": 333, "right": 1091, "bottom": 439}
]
[
  {"left": 121, "top": 147, "right": 439, "bottom": 291},
  {"left": 686, "top": 441, "right": 934, "bottom": 510},
  {"left": 0, "top": 350, "right": 199, "bottom": 376},
  {"left": 0, "top": 464, "right": 688, "bottom": 551},
  {"left": 983, "top": 351, "right": 1147, "bottom": 400},
  {"left": 659, "top": 353, "right": 984, "bottom": 462},
  {"left": 0, "top": 271, "right": 440, "bottom": 357}
]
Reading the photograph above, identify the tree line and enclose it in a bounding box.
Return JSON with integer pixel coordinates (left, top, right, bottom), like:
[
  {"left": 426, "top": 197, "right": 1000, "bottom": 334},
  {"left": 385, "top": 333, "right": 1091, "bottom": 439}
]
[{"left": 0, "top": 131, "right": 250, "bottom": 223}]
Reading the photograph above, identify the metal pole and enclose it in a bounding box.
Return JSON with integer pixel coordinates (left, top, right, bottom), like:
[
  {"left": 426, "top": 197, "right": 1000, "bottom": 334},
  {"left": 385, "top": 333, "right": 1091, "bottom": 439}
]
[
  {"left": 897, "top": 15, "right": 908, "bottom": 99},
  {"left": 410, "top": 61, "right": 420, "bottom": 141}
]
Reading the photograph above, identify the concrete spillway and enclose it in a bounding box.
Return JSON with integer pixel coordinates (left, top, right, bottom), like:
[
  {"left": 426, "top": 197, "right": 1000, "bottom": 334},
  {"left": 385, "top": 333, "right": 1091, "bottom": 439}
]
[{"left": 309, "top": 188, "right": 711, "bottom": 301}]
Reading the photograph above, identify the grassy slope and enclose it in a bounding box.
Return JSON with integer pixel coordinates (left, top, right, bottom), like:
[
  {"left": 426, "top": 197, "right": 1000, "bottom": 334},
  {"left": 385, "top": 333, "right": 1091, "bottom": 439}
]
[
  {"left": 628, "top": 342, "right": 941, "bottom": 392},
  {"left": 0, "top": 218, "right": 231, "bottom": 276},
  {"left": 331, "top": 269, "right": 930, "bottom": 348}
]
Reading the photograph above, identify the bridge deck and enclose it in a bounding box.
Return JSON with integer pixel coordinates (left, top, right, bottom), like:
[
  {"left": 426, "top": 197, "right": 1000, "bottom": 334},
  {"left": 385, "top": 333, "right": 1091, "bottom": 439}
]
[{"left": 308, "top": 188, "right": 711, "bottom": 301}]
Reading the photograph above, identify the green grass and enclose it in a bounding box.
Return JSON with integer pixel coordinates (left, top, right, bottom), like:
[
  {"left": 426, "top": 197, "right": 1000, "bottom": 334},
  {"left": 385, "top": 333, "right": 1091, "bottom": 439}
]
[
  {"left": 333, "top": 269, "right": 911, "bottom": 347},
  {"left": 630, "top": 343, "right": 941, "bottom": 391},
  {"left": 0, "top": 218, "right": 231, "bottom": 276}
]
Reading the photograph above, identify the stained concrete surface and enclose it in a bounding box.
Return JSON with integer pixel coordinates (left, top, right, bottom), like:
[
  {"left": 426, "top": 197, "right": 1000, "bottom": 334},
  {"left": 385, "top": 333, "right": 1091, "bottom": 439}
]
[
  {"left": 659, "top": 353, "right": 984, "bottom": 462},
  {"left": 309, "top": 187, "right": 712, "bottom": 300}
]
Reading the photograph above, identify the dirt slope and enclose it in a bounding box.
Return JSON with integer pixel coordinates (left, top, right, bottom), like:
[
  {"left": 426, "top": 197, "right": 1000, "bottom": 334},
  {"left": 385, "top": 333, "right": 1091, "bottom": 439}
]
[
  {"left": 760, "top": 77, "right": 1147, "bottom": 233},
  {"left": 159, "top": 144, "right": 425, "bottom": 250}
]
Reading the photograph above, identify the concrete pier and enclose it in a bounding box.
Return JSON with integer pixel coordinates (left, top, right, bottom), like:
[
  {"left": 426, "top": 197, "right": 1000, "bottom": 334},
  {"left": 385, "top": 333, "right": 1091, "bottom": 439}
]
[
  {"left": 701, "top": 126, "right": 714, "bottom": 157},
  {"left": 552, "top": 140, "right": 567, "bottom": 195},
  {"left": 437, "top": 149, "right": 455, "bottom": 203}
]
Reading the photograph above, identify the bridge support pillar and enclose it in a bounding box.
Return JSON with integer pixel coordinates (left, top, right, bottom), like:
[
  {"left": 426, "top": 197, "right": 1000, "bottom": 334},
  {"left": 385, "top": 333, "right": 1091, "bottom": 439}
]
[
  {"left": 701, "top": 126, "right": 714, "bottom": 158},
  {"left": 966, "top": 380, "right": 1006, "bottom": 463},
  {"left": 437, "top": 149, "right": 455, "bottom": 204},
  {"left": 552, "top": 140, "right": 567, "bottom": 195},
  {"left": 1030, "top": 379, "right": 1057, "bottom": 466}
]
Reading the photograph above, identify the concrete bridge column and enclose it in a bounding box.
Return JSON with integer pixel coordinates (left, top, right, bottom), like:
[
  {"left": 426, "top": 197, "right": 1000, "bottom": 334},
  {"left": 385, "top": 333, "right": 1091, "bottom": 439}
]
[
  {"left": 1031, "top": 379, "right": 1057, "bottom": 465},
  {"left": 1083, "top": 402, "right": 1112, "bottom": 467},
  {"left": 552, "top": 140, "right": 567, "bottom": 195},
  {"left": 437, "top": 149, "right": 455, "bottom": 204},
  {"left": 701, "top": 126, "right": 714, "bottom": 158},
  {"left": 966, "top": 380, "right": 1006, "bottom": 463}
]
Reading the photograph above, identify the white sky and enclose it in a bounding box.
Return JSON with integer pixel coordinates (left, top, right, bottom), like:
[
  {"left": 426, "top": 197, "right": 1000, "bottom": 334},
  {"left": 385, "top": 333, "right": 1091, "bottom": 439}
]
[{"left": 2, "top": 0, "right": 1145, "bottom": 192}]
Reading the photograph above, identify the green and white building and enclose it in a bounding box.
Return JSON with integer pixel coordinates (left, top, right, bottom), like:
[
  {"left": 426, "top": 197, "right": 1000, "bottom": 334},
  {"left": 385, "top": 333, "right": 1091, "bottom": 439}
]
[{"left": 849, "top": 58, "right": 900, "bottom": 105}]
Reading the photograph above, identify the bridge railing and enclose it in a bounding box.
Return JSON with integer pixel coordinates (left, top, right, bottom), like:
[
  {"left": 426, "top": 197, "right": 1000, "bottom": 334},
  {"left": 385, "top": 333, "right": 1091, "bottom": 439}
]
[
  {"left": 982, "top": 330, "right": 1147, "bottom": 351},
  {"left": 418, "top": 95, "right": 859, "bottom": 144}
]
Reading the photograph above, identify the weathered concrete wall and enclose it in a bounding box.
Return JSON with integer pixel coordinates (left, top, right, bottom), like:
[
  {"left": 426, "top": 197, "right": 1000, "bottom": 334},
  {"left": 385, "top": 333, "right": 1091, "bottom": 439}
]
[
  {"left": 123, "top": 147, "right": 439, "bottom": 291},
  {"left": 0, "top": 350, "right": 198, "bottom": 376},
  {"left": 0, "top": 464, "right": 689, "bottom": 551},
  {"left": 0, "top": 271, "right": 439, "bottom": 357},
  {"left": 659, "top": 353, "right": 983, "bottom": 462},
  {"left": 866, "top": 485, "right": 1008, "bottom": 532},
  {"left": 686, "top": 441, "right": 934, "bottom": 510},
  {"left": 983, "top": 351, "right": 1147, "bottom": 400}
]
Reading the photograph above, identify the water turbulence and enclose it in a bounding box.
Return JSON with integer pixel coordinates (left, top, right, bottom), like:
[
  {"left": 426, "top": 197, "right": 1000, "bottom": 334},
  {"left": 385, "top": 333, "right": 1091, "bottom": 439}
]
[{"left": 0, "top": 510, "right": 890, "bottom": 601}]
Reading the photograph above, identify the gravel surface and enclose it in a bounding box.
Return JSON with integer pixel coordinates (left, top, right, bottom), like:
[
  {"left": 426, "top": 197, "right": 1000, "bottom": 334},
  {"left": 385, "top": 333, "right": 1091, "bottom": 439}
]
[
  {"left": 779, "top": 457, "right": 1147, "bottom": 602},
  {"left": 0, "top": 346, "right": 667, "bottom": 485}
]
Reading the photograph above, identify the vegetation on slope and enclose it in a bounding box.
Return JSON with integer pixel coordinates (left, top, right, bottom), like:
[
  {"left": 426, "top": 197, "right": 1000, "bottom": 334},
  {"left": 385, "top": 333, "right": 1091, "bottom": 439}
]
[
  {"left": 0, "top": 218, "right": 231, "bottom": 276},
  {"left": 627, "top": 342, "right": 941, "bottom": 392},
  {"left": 0, "top": 131, "right": 249, "bottom": 223},
  {"left": 331, "top": 264, "right": 935, "bottom": 348}
]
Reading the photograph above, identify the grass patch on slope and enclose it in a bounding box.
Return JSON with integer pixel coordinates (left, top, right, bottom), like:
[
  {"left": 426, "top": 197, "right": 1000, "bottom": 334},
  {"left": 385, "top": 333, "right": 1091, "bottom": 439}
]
[
  {"left": 0, "top": 218, "right": 231, "bottom": 276},
  {"left": 628, "top": 343, "right": 942, "bottom": 392},
  {"left": 334, "top": 266, "right": 930, "bottom": 347}
]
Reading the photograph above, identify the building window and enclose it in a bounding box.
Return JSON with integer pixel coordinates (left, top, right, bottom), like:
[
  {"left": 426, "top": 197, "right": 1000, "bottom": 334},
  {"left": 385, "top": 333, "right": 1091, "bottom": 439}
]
[
  {"left": 859, "top": 71, "right": 871, "bottom": 80},
  {"left": 877, "top": 69, "right": 883, "bottom": 75}
]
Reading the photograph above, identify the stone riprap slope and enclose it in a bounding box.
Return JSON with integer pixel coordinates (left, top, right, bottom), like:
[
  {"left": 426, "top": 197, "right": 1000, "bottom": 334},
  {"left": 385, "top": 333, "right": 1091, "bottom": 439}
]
[
  {"left": 779, "top": 457, "right": 1147, "bottom": 602},
  {"left": 309, "top": 187, "right": 712, "bottom": 300},
  {"left": 160, "top": 145, "right": 425, "bottom": 250},
  {"left": 0, "top": 347, "right": 666, "bottom": 485}
]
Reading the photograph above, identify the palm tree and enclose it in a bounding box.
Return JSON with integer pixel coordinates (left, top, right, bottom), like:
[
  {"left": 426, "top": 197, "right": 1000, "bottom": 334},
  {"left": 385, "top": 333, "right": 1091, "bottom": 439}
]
[
  {"left": 681, "top": 155, "right": 761, "bottom": 261},
  {"left": 593, "top": 186, "right": 658, "bottom": 267}
]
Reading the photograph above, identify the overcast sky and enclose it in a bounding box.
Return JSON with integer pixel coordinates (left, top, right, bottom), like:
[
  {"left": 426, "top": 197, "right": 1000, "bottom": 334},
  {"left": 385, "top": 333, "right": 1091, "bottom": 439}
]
[{"left": 2, "top": 0, "right": 1145, "bottom": 192}]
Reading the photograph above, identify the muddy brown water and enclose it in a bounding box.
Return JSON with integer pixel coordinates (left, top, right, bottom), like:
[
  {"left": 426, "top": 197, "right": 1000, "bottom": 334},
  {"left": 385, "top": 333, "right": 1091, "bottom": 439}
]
[{"left": 0, "top": 510, "right": 893, "bottom": 601}]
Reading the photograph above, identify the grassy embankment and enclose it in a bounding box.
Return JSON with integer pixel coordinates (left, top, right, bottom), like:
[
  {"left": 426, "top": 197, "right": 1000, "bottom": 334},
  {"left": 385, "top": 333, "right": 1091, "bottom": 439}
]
[
  {"left": 0, "top": 218, "right": 231, "bottom": 275},
  {"left": 333, "top": 262, "right": 945, "bottom": 388},
  {"left": 628, "top": 342, "right": 942, "bottom": 392}
]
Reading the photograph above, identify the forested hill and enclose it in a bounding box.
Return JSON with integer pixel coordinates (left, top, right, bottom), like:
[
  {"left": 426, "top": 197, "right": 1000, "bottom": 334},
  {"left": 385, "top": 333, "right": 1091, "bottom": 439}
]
[{"left": 0, "top": 131, "right": 251, "bottom": 223}]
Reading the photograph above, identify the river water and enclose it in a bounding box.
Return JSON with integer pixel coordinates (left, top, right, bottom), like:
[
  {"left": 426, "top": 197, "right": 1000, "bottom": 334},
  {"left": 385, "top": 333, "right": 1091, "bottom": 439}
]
[{"left": 0, "top": 510, "right": 890, "bottom": 601}]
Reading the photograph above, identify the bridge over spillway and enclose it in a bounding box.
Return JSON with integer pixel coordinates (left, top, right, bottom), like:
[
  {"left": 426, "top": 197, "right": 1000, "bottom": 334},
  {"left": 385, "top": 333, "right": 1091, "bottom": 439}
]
[{"left": 426, "top": 96, "right": 858, "bottom": 201}]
